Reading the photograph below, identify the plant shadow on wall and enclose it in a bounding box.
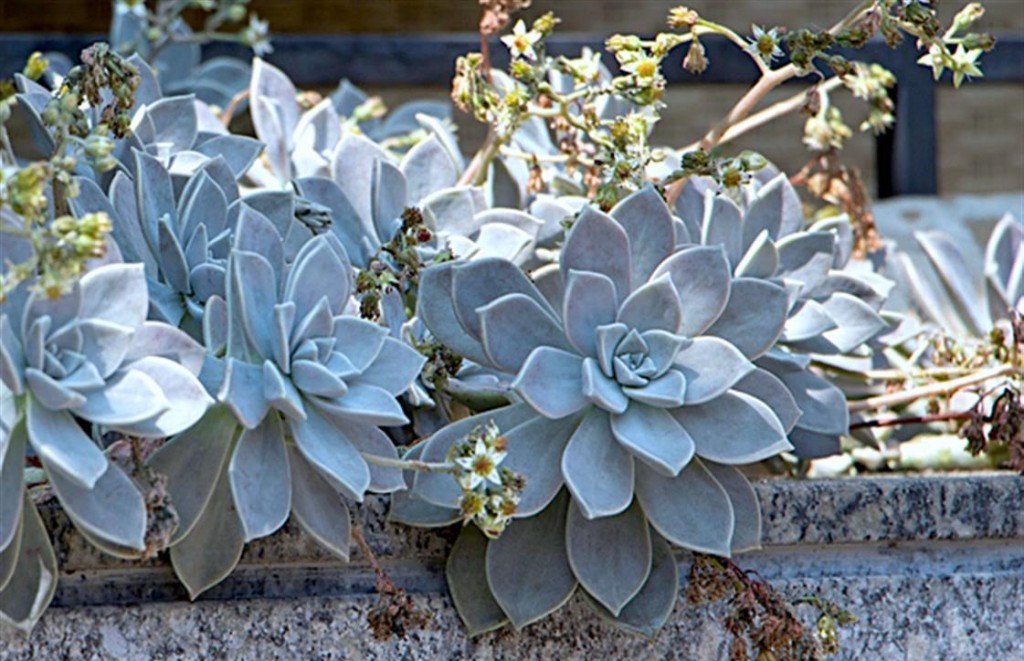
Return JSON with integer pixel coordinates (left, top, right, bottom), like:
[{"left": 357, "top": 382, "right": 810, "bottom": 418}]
[{"left": 0, "top": 1, "right": 1020, "bottom": 659}]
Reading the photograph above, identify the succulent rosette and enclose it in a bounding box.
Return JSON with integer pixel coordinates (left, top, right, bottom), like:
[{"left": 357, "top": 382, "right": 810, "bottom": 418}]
[
  {"left": 394, "top": 186, "right": 799, "bottom": 634},
  {"left": 146, "top": 209, "right": 425, "bottom": 598},
  {"left": 71, "top": 149, "right": 308, "bottom": 339},
  {"left": 675, "top": 169, "right": 896, "bottom": 457},
  {"left": 296, "top": 132, "right": 542, "bottom": 270},
  {"left": 0, "top": 262, "right": 212, "bottom": 630}
]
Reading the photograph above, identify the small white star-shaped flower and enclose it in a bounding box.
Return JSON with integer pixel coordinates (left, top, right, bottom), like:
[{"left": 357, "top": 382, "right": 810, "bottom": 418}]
[
  {"left": 501, "top": 20, "right": 542, "bottom": 61},
  {"left": 455, "top": 439, "right": 507, "bottom": 490}
]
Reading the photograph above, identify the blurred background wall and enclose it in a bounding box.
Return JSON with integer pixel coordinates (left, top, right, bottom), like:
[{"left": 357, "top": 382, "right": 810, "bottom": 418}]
[{"left": 2, "top": 0, "right": 1021, "bottom": 195}]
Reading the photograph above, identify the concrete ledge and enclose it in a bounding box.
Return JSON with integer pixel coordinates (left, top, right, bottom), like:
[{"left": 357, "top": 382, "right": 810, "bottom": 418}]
[{"left": 3, "top": 473, "right": 1022, "bottom": 659}]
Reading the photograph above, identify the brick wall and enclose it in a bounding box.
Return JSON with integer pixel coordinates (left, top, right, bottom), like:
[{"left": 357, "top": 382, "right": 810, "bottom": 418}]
[{"left": 2, "top": 0, "right": 1021, "bottom": 194}]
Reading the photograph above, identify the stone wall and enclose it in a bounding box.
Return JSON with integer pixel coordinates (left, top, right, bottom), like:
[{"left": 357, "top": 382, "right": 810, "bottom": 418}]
[{"left": 2, "top": 473, "right": 1022, "bottom": 659}]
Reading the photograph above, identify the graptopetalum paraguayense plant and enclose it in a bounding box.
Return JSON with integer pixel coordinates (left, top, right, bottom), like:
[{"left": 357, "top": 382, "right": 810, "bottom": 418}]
[
  {"left": 145, "top": 209, "right": 425, "bottom": 598},
  {"left": 392, "top": 186, "right": 804, "bottom": 635},
  {"left": 0, "top": 261, "right": 211, "bottom": 630}
]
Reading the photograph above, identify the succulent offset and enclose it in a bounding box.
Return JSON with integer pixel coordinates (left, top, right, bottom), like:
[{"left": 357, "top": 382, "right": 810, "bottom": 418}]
[
  {"left": 147, "top": 210, "right": 425, "bottom": 598},
  {"left": 0, "top": 261, "right": 211, "bottom": 630},
  {"left": 674, "top": 170, "right": 896, "bottom": 457},
  {"left": 395, "top": 186, "right": 799, "bottom": 634}
]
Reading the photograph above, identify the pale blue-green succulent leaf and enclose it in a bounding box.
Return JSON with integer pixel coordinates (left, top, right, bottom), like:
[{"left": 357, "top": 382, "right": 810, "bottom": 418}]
[
  {"left": 616, "top": 276, "right": 682, "bottom": 334},
  {"left": 0, "top": 315, "right": 24, "bottom": 394},
  {"left": 417, "top": 263, "right": 490, "bottom": 366},
  {"left": 567, "top": 498, "right": 651, "bottom": 616},
  {"left": 26, "top": 395, "right": 107, "bottom": 489},
  {"left": 453, "top": 258, "right": 557, "bottom": 341},
  {"left": 289, "top": 405, "right": 370, "bottom": 502},
  {"left": 763, "top": 364, "right": 849, "bottom": 436},
  {"left": 486, "top": 491, "right": 576, "bottom": 629},
  {"left": 73, "top": 368, "right": 170, "bottom": 428},
  {"left": 674, "top": 337, "right": 755, "bottom": 405},
  {"left": 781, "top": 300, "right": 837, "bottom": 342},
  {"left": 675, "top": 391, "right": 791, "bottom": 464},
  {"left": 583, "top": 529, "right": 678, "bottom": 639},
  {"left": 147, "top": 406, "right": 239, "bottom": 544},
  {"left": 480, "top": 293, "right": 569, "bottom": 373},
  {"left": 917, "top": 230, "right": 990, "bottom": 336},
  {"left": 351, "top": 337, "right": 426, "bottom": 396},
  {"left": 986, "top": 214, "right": 1023, "bottom": 312},
  {"left": 635, "top": 458, "right": 733, "bottom": 555},
  {"left": 610, "top": 186, "right": 676, "bottom": 289},
  {"left": 703, "top": 278, "right": 788, "bottom": 360},
  {"left": 100, "top": 356, "right": 211, "bottom": 436},
  {"left": 611, "top": 403, "right": 694, "bottom": 476},
  {"left": 0, "top": 497, "right": 57, "bottom": 633},
  {"left": 622, "top": 370, "right": 687, "bottom": 408},
  {"left": 287, "top": 444, "right": 352, "bottom": 561},
  {"left": 701, "top": 192, "right": 744, "bottom": 265},
  {"left": 286, "top": 236, "right": 352, "bottom": 321},
  {"left": 170, "top": 470, "right": 245, "bottom": 600},
  {"left": 561, "top": 207, "right": 632, "bottom": 304},
  {"left": 331, "top": 417, "right": 406, "bottom": 494},
  {"left": 229, "top": 413, "right": 290, "bottom": 542},
  {"left": 651, "top": 246, "right": 732, "bottom": 337},
  {"left": 77, "top": 263, "right": 149, "bottom": 334},
  {"left": 503, "top": 413, "right": 581, "bottom": 517},
  {"left": 704, "top": 462, "right": 762, "bottom": 553},
  {"left": 512, "top": 347, "right": 587, "bottom": 420},
  {"left": 448, "top": 525, "right": 509, "bottom": 636},
  {"left": 787, "top": 427, "right": 843, "bottom": 459},
  {"left": 732, "top": 369, "right": 802, "bottom": 433},
  {"left": 776, "top": 232, "right": 834, "bottom": 291},
  {"left": 123, "top": 321, "right": 206, "bottom": 376},
  {"left": 562, "top": 408, "right": 634, "bottom": 519},
  {"left": 563, "top": 270, "right": 618, "bottom": 358},
  {"left": 741, "top": 174, "right": 787, "bottom": 247},
  {"left": 0, "top": 421, "right": 27, "bottom": 553},
  {"left": 24, "top": 369, "right": 86, "bottom": 410},
  {"left": 219, "top": 358, "right": 270, "bottom": 429},
  {"left": 262, "top": 361, "right": 306, "bottom": 421},
  {"left": 400, "top": 134, "right": 459, "bottom": 202},
  {"left": 44, "top": 458, "right": 146, "bottom": 551},
  {"left": 581, "top": 357, "right": 628, "bottom": 413},
  {"left": 315, "top": 383, "right": 408, "bottom": 427},
  {"left": 734, "top": 229, "right": 779, "bottom": 279},
  {"left": 331, "top": 317, "right": 388, "bottom": 373},
  {"left": 814, "top": 292, "right": 889, "bottom": 354}
]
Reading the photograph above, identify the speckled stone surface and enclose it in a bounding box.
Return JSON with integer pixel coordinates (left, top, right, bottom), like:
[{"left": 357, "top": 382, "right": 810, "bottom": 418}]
[{"left": 3, "top": 474, "right": 1022, "bottom": 659}]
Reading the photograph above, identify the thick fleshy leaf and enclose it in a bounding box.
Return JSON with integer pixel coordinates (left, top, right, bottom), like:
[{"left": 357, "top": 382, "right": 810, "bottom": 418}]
[
  {"left": 584, "top": 530, "right": 678, "bottom": 638},
  {"left": 74, "top": 367, "right": 170, "bottom": 428},
  {"left": 503, "top": 413, "right": 581, "bottom": 517},
  {"left": 232, "top": 250, "right": 278, "bottom": 360},
  {"left": 26, "top": 395, "right": 107, "bottom": 489},
  {"left": 229, "top": 413, "right": 290, "bottom": 542},
  {"left": 140, "top": 95, "right": 198, "bottom": 153},
  {"left": 652, "top": 246, "right": 732, "bottom": 337},
  {"left": 78, "top": 263, "right": 148, "bottom": 331},
  {"left": 331, "top": 133, "right": 390, "bottom": 229},
  {"left": 0, "top": 498, "right": 57, "bottom": 633},
  {"left": 581, "top": 357, "right": 628, "bottom": 413},
  {"left": 986, "top": 214, "right": 1023, "bottom": 310},
  {"left": 45, "top": 458, "right": 146, "bottom": 550},
  {"left": 782, "top": 300, "right": 838, "bottom": 342},
  {"left": 704, "top": 462, "right": 762, "bottom": 552},
  {"left": 917, "top": 230, "right": 989, "bottom": 336},
  {"left": 350, "top": 337, "right": 425, "bottom": 396},
  {"left": 561, "top": 207, "right": 632, "bottom": 304},
  {"left": 701, "top": 193, "right": 744, "bottom": 265},
  {"left": 612, "top": 403, "right": 694, "bottom": 476},
  {"left": 148, "top": 406, "right": 239, "bottom": 543},
  {"left": 734, "top": 229, "right": 779, "bottom": 278},
  {"left": 111, "top": 356, "right": 212, "bottom": 436},
  {"left": 287, "top": 445, "right": 352, "bottom": 559},
  {"left": 155, "top": 216, "right": 191, "bottom": 294},
  {"left": 0, "top": 421, "right": 26, "bottom": 553},
  {"left": 448, "top": 526, "right": 509, "bottom": 636},
  {"left": 768, "top": 367, "right": 849, "bottom": 435},
  {"left": 674, "top": 337, "right": 754, "bottom": 405},
  {"left": 817, "top": 293, "right": 888, "bottom": 354},
  {"left": 219, "top": 358, "right": 270, "bottom": 429},
  {"left": 453, "top": 258, "right": 557, "bottom": 341},
  {"left": 486, "top": 491, "right": 576, "bottom": 628},
  {"left": 635, "top": 458, "right": 733, "bottom": 555},
  {"left": 24, "top": 369, "right": 85, "bottom": 410},
  {"left": 76, "top": 318, "right": 135, "bottom": 379},
  {"left": 291, "top": 359, "right": 348, "bottom": 398},
  {"left": 732, "top": 368, "right": 802, "bottom": 433},
  {"left": 401, "top": 134, "right": 459, "bottom": 202},
  {"left": 315, "top": 383, "right": 408, "bottom": 426},
  {"left": 133, "top": 151, "right": 177, "bottom": 248},
  {"left": 123, "top": 321, "right": 206, "bottom": 375},
  {"left": 512, "top": 347, "right": 587, "bottom": 419},
  {"left": 329, "top": 417, "right": 405, "bottom": 494},
  {"left": 170, "top": 469, "right": 245, "bottom": 599},
  {"left": 705, "top": 278, "right": 788, "bottom": 359},
  {"left": 417, "top": 263, "right": 489, "bottom": 366},
  {"left": 787, "top": 427, "right": 842, "bottom": 459},
  {"left": 742, "top": 174, "right": 787, "bottom": 247},
  {"left": 622, "top": 370, "right": 687, "bottom": 408},
  {"left": 331, "top": 316, "right": 388, "bottom": 372},
  {"left": 480, "top": 293, "right": 569, "bottom": 373},
  {"left": 610, "top": 186, "right": 676, "bottom": 288},
  {"left": 285, "top": 237, "right": 351, "bottom": 321},
  {"left": 776, "top": 232, "right": 834, "bottom": 290},
  {"left": 194, "top": 134, "right": 262, "bottom": 177},
  {"left": 562, "top": 408, "right": 634, "bottom": 518},
  {"left": 290, "top": 405, "right": 370, "bottom": 501},
  {"left": 567, "top": 499, "right": 651, "bottom": 615},
  {"left": 675, "top": 391, "right": 791, "bottom": 464},
  {"left": 563, "top": 270, "right": 618, "bottom": 357},
  {"left": 617, "top": 276, "right": 682, "bottom": 334},
  {"left": 0, "top": 315, "right": 23, "bottom": 394},
  {"left": 251, "top": 57, "right": 299, "bottom": 144}
]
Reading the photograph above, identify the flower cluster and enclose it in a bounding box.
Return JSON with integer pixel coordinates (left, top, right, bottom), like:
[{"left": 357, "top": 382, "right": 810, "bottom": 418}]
[{"left": 450, "top": 420, "right": 525, "bottom": 538}]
